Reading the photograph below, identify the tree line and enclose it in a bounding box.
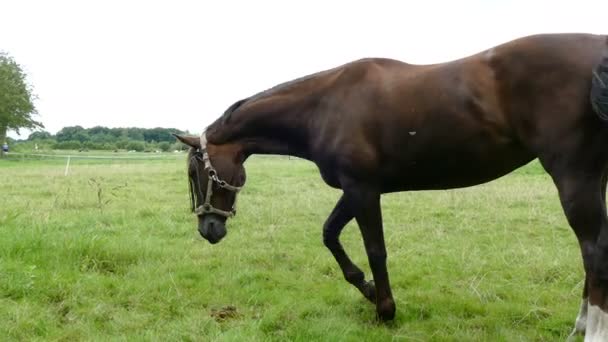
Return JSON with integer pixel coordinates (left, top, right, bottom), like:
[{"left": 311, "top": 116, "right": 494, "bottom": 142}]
[{"left": 17, "top": 126, "right": 190, "bottom": 152}]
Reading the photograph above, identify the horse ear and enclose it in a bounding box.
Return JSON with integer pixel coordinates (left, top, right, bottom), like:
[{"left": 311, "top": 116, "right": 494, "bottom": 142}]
[{"left": 172, "top": 134, "right": 201, "bottom": 148}]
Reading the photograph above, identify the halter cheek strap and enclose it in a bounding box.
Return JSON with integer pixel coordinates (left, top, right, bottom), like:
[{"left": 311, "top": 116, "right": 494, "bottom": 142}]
[
  {"left": 193, "top": 132, "right": 242, "bottom": 218},
  {"left": 200, "top": 132, "right": 207, "bottom": 152}
]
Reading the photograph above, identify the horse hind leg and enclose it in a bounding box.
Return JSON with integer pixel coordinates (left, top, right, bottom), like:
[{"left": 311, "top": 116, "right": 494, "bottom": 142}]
[
  {"left": 568, "top": 173, "right": 608, "bottom": 341},
  {"left": 549, "top": 168, "right": 608, "bottom": 340},
  {"left": 569, "top": 290, "right": 588, "bottom": 340},
  {"left": 585, "top": 224, "right": 608, "bottom": 342}
]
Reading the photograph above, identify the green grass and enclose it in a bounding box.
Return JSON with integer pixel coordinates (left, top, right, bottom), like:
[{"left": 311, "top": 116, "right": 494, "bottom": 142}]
[{"left": 0, "top": 154, "right": 584, "bottom": 341}]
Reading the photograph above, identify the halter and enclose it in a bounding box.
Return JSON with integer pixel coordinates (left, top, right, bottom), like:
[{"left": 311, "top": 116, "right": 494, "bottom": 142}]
[{"left": 190, "top": 132, "right": 242, "bottom": 218}]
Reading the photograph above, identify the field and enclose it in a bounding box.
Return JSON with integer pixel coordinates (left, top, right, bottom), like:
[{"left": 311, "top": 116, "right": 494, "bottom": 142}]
[{"left": 0, "top": 152, "right": 586, "bottom": 341}]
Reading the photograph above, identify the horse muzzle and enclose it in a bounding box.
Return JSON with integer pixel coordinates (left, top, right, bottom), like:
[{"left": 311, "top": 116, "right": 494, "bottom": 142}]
[{"left": 198, "top": 214, "right": 227, "bottom": 244}]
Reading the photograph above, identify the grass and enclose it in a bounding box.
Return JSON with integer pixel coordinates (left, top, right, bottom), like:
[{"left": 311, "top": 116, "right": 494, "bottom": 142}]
[{"left": 0, "top": 153, "right": 585, "bottom": 341}]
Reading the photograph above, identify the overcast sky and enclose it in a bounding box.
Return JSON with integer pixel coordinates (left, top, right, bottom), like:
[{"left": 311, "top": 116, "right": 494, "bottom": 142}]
[{"left": 1, "top": 0, "right": 605, "bottom": 138}]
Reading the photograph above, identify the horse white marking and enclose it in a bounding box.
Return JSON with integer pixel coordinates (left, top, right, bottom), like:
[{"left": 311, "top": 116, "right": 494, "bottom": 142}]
[
  {"left": 568, "top": 298, "right": 588, "bottom": 341},
  {"left": 583, "top": 304, "right": 608, "bottom": 342},
  {"left": 409, "top": 131, "right": 416, "bottom": 136}
]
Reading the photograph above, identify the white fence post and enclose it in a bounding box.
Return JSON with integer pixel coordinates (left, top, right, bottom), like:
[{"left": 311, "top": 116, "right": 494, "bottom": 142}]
[{"left": 64, "top": 155, "right": 71, "bottom": 176}]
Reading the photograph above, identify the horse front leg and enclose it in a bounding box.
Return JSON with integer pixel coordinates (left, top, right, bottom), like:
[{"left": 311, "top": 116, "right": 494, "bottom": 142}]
[
  {"left": 341, "top": 179, "right": 395, "bottom": 321},
  {"left": 323, "top": 194, "right": 376, "bottom": 303}
]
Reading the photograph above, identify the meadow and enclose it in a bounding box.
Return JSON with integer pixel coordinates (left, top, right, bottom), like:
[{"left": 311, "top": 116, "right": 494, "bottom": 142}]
[{"left": 0, "top": 152, "right": 587, "bottom": 341}]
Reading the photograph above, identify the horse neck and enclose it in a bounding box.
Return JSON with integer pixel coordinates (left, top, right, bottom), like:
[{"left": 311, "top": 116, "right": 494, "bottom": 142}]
[{"left": 206, "top": 95, "right": 317, "bottom": 161}]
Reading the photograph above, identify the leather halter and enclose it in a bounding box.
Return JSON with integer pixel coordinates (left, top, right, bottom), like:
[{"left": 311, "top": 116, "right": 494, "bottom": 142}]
[{"left": 191, "top": 132, "right": 242, "bottom": 218}]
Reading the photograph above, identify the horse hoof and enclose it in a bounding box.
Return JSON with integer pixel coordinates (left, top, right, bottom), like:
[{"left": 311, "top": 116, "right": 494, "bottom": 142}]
[{"left": 376, "top": 297, "right": 396, "bottom": 321}]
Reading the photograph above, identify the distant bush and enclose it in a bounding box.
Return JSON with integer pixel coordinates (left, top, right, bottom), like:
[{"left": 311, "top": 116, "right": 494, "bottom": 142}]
[
  {"left": 115, "top": 139, "right": 130, "bottom": 150},
  {"left": 10, "top": 140, "right": 57, "bottom": 152},
  {"left": 82, "top": 141, "right": 117, "bottom": 151},
  {"left": 100, "top": 143, "right": 117, "bottom": 150},
  {"left": 170, "top": 142, "right": 188, "bottom": 151},
  {"left": 55, "top": 140, "right": 82, "bottom": 150},
  {"left": 126, "top": 141, "right": 145, "bottom": 152},
  {"left": 158, "top": 142, "right": 171, "bottom": 152}
]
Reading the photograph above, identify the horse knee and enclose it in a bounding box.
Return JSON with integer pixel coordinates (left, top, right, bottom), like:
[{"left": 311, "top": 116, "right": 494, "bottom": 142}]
[
  {"left": 322, "top": 232, "right": 338, "bottom": 249},
  {"left": 322, "top": 216, "right": 338, "bottom": 242},
  {"left": 344, "top": 270, "right": 365, "bottom": 285}
]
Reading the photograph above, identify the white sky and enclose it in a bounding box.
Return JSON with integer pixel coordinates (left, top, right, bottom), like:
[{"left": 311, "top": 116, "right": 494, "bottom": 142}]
[{"left": 1, "top": 0, "right": 605, "bottom": 138}]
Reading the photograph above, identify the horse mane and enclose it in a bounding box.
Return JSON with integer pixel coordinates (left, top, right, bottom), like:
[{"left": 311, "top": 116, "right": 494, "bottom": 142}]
[{"left": 221, "top": 98, "right": 249, "bottom": 124}]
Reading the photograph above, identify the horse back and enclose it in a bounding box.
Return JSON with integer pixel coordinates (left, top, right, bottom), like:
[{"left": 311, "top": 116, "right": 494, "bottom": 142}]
[{"left": 313, "top": 34, "right": 608, "bottom": 191}]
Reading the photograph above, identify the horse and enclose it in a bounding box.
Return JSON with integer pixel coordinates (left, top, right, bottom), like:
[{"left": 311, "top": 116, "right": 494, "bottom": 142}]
[{"left": 174, "top": 33, "right": 608, "bottom": 339}]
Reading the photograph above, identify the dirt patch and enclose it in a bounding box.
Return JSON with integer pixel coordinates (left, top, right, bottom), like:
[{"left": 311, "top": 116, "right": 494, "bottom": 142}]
[{"left": 210, "top": 305, "right": 239, "bottom": 322}]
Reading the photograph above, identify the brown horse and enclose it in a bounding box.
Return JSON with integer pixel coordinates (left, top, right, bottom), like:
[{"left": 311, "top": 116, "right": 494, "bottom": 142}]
[{"left": 175, "top": 33, "right": 608, "bottom": 338}]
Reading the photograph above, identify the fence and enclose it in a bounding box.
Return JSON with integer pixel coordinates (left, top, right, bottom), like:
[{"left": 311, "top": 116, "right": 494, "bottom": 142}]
[
  {"left": 4, "top": 152, "right": 185, "bottom": 176},
  {"left": 3, "top": 152, "right": 299, "bottom": 175}
]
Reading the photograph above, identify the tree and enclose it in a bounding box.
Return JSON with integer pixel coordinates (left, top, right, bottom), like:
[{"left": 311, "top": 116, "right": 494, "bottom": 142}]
[
  {"left": 56, "top": 126, "right": 89, "bottom": 143},
  {"left": 0, "top": 52, "right": 40, "bottom": 156},
  {"left": 143, "top": 127, "right": 183, "bottom": 142},
  {"left": 28, "top": 130, "right": 52, "bottom": 140},
  {"left": 126, "top": 128, "right": 145, "bottom": 141}
]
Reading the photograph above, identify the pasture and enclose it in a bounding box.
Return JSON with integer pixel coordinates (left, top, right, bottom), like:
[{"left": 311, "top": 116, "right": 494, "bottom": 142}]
[{"left": 0, "top": 153, "right": 585, "bottom": 340}]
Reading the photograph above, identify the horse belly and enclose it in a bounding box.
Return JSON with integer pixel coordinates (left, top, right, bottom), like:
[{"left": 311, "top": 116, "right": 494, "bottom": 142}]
[{"left": 388, "top": 139, "right": 535, "bottom": 191}]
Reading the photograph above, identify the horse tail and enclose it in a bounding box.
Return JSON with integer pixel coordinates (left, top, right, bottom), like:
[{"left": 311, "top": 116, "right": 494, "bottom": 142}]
[{"left": 591, "top": 37, "right": 608, "bottom": 121}]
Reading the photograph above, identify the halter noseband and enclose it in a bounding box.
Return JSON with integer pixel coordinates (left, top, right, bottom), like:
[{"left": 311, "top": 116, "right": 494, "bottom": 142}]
[{"left": 191, "top": 132, "right": 242, "bottom": 218}]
